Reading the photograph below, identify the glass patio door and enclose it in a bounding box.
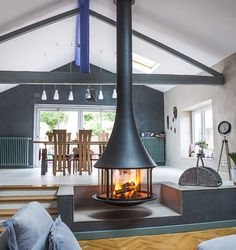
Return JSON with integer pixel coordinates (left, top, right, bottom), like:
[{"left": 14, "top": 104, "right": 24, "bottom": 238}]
[
  {"left": 38, "top": 109, "right": 79, "bottom": 140},
  {"left": 34, "top": 105, "right": 115, "bottom": 167},
  {"left": 82, "top": 110, "right": 115, "bottom": 139},
  {"left": 34, "top": 106, "right": 79, "bottom": 167}
]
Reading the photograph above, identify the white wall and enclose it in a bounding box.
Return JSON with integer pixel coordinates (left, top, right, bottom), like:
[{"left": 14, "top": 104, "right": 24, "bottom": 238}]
[{"left": 164, "top": 53, "right": 236, "bottom": 170}]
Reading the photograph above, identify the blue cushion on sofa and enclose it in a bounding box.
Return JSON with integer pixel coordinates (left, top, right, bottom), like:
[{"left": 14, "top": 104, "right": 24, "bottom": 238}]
[
  {"left": 49, "top": 216, "right": 81, "bottom": 250},
  {"left": 198, "top": 234, "right": 236, "bottom": 250},
  {"left": 2, "top": 201, "right": 53, "bottom": 250}
]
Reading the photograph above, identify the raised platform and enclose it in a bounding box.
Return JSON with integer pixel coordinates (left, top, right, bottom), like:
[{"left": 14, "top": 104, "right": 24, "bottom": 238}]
[{"left": 57, "top": 182, "right": 236, "bottom": 238}]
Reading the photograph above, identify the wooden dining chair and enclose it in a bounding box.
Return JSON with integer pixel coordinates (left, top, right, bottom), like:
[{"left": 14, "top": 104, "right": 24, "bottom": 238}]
[
  {"left": 66, "top": 132, "right": 71, "bottom": 154},
  {"left": 92, "top": 132, "right": 109, "bottom": 161},
  {"left": 72, "top": 130, "right": 93, "bottom": 175},
  {"left": 52, "top": 129, "right": 71, "bottom": 175},
  {"left": 98, "top": 132, "right": 109, "bottom": 156}
]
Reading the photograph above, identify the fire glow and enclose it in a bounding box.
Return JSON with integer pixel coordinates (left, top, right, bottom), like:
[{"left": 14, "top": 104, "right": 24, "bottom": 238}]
[{"left": 112, "top": 169, "right": 144, "bottom": 199}]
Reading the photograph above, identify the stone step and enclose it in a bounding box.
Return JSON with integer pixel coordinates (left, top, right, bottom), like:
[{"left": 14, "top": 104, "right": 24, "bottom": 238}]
[
  {"left": 0, "top": 195, "right": 57, "bottom": 203},
  {"left": 0, "top": 208, "right": 57, "bottom": 217},
  {"left": 0, "top": 189, "right": 58, "bottom": 196},
  {"left": 0, "top": 201, "right": 57, "bottom": 210},
  {"left": 0, "top": 185, "right": 59, "bottom": 190}
]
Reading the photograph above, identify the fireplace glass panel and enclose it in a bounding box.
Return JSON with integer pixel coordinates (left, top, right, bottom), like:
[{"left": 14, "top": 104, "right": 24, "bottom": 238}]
[{"left": 98, "top": 168, "right": 153, "bottom": 201}]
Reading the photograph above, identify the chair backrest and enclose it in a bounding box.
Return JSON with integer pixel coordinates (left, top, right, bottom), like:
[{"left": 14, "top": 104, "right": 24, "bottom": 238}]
[
  {"left": 98, "top": 132, "right": 109, "bottom": 155},
  {"left": 98, "top": 132, "right": 109, "bottom": 142},
  {"left": 66, "top": 132, "right": 71, "bottom": 154},
  {"left": 77, "top": 130, "right": 92, "bottom": 159},
  {"left": 66, "top": 133, "right": 71, "bottom": 141},
  {"left": 76, "top": 130, "right": 92, "bottom": 144},
  {"left": 53, "top": 129, "right": 67, "bottom": 168}
]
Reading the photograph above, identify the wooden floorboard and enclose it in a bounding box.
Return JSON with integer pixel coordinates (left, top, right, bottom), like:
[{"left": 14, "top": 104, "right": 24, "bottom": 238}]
[{"left": 79, "top": 227, "right": 236, "bottom": 250}]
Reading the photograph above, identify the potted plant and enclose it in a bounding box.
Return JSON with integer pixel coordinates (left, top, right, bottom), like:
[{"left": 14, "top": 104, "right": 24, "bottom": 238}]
[
  {"left": 195, "top": 140, "right": 208, "bottom": 157},
  {"left": 228, "top": 152, "right": 236, "bottom": 184}
]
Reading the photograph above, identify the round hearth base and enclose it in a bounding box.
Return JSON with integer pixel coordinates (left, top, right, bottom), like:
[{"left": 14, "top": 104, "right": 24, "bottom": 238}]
[{"left": 92, "top": 193, "right": 158, "bottom": 206}]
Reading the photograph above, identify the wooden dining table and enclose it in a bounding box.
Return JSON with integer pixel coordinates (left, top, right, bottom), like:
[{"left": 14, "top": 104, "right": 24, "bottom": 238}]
[{"left": 33, "top": 140, "right": 107, "bottom": 175}]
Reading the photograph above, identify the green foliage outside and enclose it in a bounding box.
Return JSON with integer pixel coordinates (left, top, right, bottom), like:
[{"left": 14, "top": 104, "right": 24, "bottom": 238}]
[
  {"left": 102, "top": 112, "right": 116, "bottom": 121},
  {"left": 40, "top": 111, "right": 68, "bottom": 132},
  {"left": 84, "top": 113, "right": 94, "bottom": 122},
  {"left": 83, "top": 111, "right": 115, "bottom": 136},
  {"left": 228, "top": 152, "right": 236, "bottom": 165}
]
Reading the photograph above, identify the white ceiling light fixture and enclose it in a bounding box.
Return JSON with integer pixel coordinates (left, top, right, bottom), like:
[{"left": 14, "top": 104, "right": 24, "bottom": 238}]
[
  {"left": 132, "top": 53, "right": 160, "bottom": 73},
  {"left": 98, "top": 50, "right": 104, "bottom": 100},
  {"left": 112, "top": 87, "right": 117, "bottom": 99},
  {"left": 53, "top": 85, "right": 59, "bottom": 100},
  {"left": 41, "top": 52, "right": 47, "bottom": 101},
  {"left": 41, "top": 84, "right": 47, "bottom": 101},
  {"left": 68, "top": 85, "right": 74, "bottom": 101},
  {"left": 98, "top": 85, "right": 104, "bottom": 100},
  {"left": 85, "top": 86, "right": 91, "bottom": 99},
  {"left": 68, "top": 46, "right": 74, "bottom": 101}
]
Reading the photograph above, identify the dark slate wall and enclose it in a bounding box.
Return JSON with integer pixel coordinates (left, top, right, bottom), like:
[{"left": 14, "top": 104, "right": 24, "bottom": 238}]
[
  {"left": 133, "top": 85, "right": 164, "bottom": 133},
  {"left": 0, "top": 84, "right": 164, "bottom": 165}
]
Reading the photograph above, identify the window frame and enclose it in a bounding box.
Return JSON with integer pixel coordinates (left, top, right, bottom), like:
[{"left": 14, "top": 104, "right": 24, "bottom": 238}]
[{"left": 191, "top": 105, "right": 213, "bottom": 149}]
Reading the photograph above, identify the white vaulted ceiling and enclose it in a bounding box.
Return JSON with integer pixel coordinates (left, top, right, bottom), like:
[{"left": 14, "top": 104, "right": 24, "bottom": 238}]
[{"left": 0, "top": 0, "right": 236, "bottom": 92}]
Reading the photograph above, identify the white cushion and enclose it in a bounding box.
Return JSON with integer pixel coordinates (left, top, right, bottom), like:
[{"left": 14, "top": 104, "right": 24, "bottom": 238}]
[{"left": 198, "top": 234, "right": 236, "bottom": 250}]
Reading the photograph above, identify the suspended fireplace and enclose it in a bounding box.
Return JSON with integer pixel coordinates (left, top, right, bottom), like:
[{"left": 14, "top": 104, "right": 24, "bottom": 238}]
[{"left": 92, "top": 0, "right": 157, "bottom": 205}]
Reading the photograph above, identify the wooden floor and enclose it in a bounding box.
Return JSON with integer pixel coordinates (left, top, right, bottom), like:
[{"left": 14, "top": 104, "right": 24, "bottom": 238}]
[{"left": 79, "top": 227, "right": 236, "bottom": 250}]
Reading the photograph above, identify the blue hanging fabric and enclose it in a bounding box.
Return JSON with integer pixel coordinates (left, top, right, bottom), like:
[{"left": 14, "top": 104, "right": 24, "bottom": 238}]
[
  {"left": 75, "top": 2, "right": 80, "bottom": 66},
  {"left": 76, "top": 0, "right": 90, "bottom": 72}
]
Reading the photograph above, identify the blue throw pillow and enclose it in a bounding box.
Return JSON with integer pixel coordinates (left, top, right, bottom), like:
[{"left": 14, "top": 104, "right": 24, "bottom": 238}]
[
  {"left": 49, "top": 216, "right": 81, "bottom": 250},
  {"left": 2, "top": 201, "right": 53, "bottom": 250}
]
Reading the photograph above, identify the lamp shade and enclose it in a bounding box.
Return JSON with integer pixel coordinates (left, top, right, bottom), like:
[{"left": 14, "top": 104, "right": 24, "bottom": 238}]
[
  {"left": 112, "top": 88, "right": 117, "bottom": 99},
  {"left": 98, "top": 90, "right": 104, "bottom": 100},
  {"left": 53, "top": 89, "right": 59, "bottom": 100},
  {"left": 85, "top": 88, "right": 91, "bottom": 99},
  {"left": 68, "top": 90, "right": 74, "bottom": 101},
  {"left": 41, "top": 90, "right": 47, "bottom": 101}
]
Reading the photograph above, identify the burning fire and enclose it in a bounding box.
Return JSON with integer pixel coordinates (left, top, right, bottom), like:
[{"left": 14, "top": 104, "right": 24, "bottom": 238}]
[{"left": 113, "top": 169, "right": 143, "bottom": 199}]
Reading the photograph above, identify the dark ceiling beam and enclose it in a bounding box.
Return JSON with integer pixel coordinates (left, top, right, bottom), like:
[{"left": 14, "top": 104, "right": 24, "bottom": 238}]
[
  {"left": 0, "top": 8, "right": 223, "bottom": 79},
  {"left": 0, "top": 71, "right": 224, "bottom": 85},
  {"left": 0, "top": 8, "right": 80, "bottom": 44}
]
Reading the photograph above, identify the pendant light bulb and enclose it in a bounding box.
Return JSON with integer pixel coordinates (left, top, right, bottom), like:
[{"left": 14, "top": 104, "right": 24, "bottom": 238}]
[
  {"left": 112, "top": 88, "right": 117, "bottom": 99},
  {"left": 68, "top": 85, "right": 74, "bottom": 101},
  {"left": 98, "top": 90, "right": 104, "bottom": 100},
  {"left": 68, "top": 90, "right": 74, "bottom": 101},
  {"left": 41, "top": 90, "right": 47, "bottom": 101},
  {"left": 85, "top": 87, "right": 91, "bottom": 99},
  {"left": 53, "top": 88, "right": 59, "bottom": 100},
  {"left": 41, "top": 85, "right": 47, "bottom": 101},
  {"left": 98, "top": 85, "right": 104, "bottom": 100}
]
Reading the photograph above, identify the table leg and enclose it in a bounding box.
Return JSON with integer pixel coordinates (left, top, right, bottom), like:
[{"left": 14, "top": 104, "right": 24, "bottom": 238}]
[{"left": 41, "top": 148, "right": 48, "bottom": 175}]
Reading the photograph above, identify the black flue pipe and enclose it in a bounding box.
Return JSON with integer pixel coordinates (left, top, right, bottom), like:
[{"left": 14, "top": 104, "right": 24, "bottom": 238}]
[{"left": 94, "top": 0, "right": 156, "bottom": 169}]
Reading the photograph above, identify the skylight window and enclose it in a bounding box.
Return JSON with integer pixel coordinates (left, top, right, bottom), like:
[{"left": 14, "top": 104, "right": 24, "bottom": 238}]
[{"left": 132, "top": 53, "right": 160, "bottom": 73}]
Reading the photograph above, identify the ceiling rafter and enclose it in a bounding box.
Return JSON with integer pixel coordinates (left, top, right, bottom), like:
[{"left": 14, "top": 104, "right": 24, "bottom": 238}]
[
  {"left": 0, "top": 7, "right": 224, "bottom": 85},
  {"left": 0, "top": 71, "right": 223, "bottom": 85}
]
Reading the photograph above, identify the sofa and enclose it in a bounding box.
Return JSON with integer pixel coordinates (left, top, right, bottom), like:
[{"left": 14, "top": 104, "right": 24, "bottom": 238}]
[{"left": 0, "top": 201, "right": 81, "bottom": 250}]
